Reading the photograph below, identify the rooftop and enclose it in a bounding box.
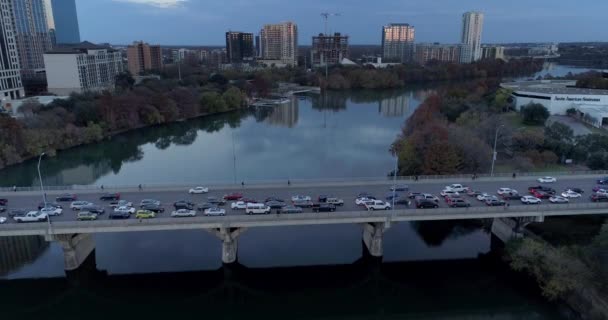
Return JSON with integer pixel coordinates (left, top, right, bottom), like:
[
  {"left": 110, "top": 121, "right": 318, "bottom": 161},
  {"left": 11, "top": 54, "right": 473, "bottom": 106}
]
[
  {"left": 46, "top": 41, "right": 117, "bottom": 54},
  {"left": 501, "top": 80, "right": 608, "bottom": 95}
]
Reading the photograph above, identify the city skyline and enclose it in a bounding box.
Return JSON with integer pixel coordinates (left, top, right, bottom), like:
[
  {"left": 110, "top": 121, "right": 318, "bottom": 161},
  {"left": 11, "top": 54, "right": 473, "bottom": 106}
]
[{"left": 76, "top": 0, "right": 607, "bottom": 45}]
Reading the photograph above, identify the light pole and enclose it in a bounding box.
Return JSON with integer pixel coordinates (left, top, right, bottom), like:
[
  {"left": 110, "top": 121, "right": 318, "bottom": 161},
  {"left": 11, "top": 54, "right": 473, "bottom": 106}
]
[
  {"left": 392, "top": 153, "right": 398, "bottom": 211},
  {"left": 37, "top": 153, "right": 51, "bottom": 230},
  {"left": 491, "top": 125, "right": 505, "bottom": 177}
]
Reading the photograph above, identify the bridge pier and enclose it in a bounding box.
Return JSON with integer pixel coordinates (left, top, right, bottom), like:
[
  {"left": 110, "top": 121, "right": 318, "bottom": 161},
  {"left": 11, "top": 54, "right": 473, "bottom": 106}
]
[
  {"left": 491, "top": 216, "right": 544, "bottom": 243},
  {"left": 51, "top": 234, "right": 96, "bottom": 271},
  {"left": 362, "top": 223, "right": 388, "bottom": 258},
  {"left": 208, "top": 228, "right": 247, "bottom": 264}
]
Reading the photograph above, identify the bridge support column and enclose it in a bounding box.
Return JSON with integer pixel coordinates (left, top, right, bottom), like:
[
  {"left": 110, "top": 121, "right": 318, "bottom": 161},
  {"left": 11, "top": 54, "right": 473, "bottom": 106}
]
[
  {"left": 52, "top": 234, "right": 96, "bottom": 271},
  {"left": 362, "top": 223, "right": 387, "bottom": 258},
  {"left": 208, "top": 228, "right": 247, "bottom": 265},
  {"left": 491, "top": 216, "right": 544, "bottom": 244}
]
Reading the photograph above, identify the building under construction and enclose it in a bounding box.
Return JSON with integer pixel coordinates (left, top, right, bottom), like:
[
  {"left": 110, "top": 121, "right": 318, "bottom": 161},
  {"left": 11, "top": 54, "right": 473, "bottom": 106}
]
[{"left": 311, "top": 33, "right": 349, "bottom": 67}]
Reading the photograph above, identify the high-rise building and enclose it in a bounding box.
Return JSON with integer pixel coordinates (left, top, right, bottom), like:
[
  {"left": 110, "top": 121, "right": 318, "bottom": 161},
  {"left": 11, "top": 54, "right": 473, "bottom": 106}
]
[
  {"left": 43, "top": 41, "right": 123, "bottom": 95},
  {"left": 49, "top": 0, "right": 80, "bottom": 44},
  {"left": 481, "top": 46, "right": 505, "bottom": 60},
  {"left": 0, "top": 0, "right": 25, "bottom": 100},
  {"left": 259, "top": 21, "right": 298, "bottom": 66},
  {"left": 311, "top": 33, "right": 349, "bottom": 67},
  {"left": 127, "top": 41, "right": 163, "bottom": 75},
  {"left": 382, "top": 23, "right": 415, "bottom": 63},
  {"left": 460, "top": 11, "right": 484, "bottom": 63},
  {"left": 11, "top": 0, "right": 53, "bottom": 79},
  {"left": 225, "top": 31, "right": 254, "bottom": 64},
  {"left": 414, "top": 43, "right": 462, "bottom": 65}
]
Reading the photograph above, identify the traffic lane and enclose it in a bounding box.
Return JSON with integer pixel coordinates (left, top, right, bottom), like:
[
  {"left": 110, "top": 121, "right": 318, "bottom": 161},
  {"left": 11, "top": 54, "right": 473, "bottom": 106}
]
[{"left": 0, "top": 178, "right": 601, "bottom": 224}]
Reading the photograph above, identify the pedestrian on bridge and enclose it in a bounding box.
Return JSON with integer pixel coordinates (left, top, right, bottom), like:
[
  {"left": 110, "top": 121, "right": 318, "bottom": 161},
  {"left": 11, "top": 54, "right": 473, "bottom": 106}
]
[
  {"left": 241, "top": 181, "right": 245, "bottom": 187},
  {"left": 512, "top": 172, "right": 517, "bottom": 179},
  {"left": 12, "top": 185, "right": 16, "bottom": 192},
  {"left": 138, "top": 184, "right": 142, "bottom": 191},
  {"left": 288, "top": 179, "right": 291, "bottom": 186}
]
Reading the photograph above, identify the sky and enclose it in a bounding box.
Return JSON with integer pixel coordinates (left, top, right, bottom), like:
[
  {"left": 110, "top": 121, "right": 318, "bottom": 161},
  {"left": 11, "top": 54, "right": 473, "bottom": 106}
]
[{"left": 76, "top": 0, "right": 607, "bottom": 46}]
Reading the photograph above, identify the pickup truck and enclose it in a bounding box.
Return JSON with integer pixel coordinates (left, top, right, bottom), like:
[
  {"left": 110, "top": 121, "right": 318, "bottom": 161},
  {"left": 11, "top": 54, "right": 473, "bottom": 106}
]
[
  {"left": 325, "top": 198, "right": 344, "bottom": 206},
  {"left": 14, "top": 211, "right": 48, "bottom": 223},
  {"left": 444, "top": 184, "right": 469, "bottom": 193},
  {"left": 365, "top": 200, "right": 391, "bottom": 211}
]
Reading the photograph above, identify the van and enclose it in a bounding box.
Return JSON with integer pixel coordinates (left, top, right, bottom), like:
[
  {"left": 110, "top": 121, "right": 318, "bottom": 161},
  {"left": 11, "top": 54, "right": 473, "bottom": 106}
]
[{"left": 246, "top": 203, "right": 271, "bottom": 215}]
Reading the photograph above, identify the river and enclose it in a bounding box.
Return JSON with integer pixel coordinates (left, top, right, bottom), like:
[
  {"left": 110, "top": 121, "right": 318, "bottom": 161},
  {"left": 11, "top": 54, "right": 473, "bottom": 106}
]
[{"left": 0, "top": 66, "right": 594, "bottom": 319}]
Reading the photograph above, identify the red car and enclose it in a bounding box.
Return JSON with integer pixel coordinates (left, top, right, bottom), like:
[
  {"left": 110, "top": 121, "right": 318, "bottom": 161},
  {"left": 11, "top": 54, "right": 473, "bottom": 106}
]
[
  {"left": 223, "top": 192, "right": 243, "bottom": 200},
  {"left": 531, "top": 190, "right": 551, "bottom": 199}
]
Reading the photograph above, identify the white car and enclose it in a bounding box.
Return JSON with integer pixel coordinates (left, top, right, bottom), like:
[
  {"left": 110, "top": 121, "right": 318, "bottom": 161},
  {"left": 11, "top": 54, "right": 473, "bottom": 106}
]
[
  {"left": 110, "top": 200, "right": 133, "bottom": 208},
  {"left": 204, "top": 207, "right": 226, "bottom": 216},
  {"left": 440, "top": 190, "right": 460, "bottom": 197},
  {"left": 596, "top": 189, "right": 608, "bottom": 195},
  {"left": 537, "top": 176, "right": 557, "bottom": 183},
  {"left": 415, "top": 194, "right": 440, "bottom": 202},
  {"left": 245, "top": 203, "right": 271, "bottom": 215},
  {"left": 114, "top": 206, "right": 136, "bottom": 214},
  {"left": 14, "top": 211, "right": 48, "bottom": 223},
  {"left": 70, "top": 201, "right": 93, "bottom": 210},
  {"left": 521, "top": 196, "right": 542, "bottom": 204},
  {"left": 444, "top": 184, "right": 469, "bottom": 192},
  {"left": 188, "top": 186, "right": 209, "bottom": 194},
  {"left": 40, "top": 206, "right": 63, "bottom": 216},
  {"left": 0, "top": 216, "right": 6, "bottom": 224},
  {"left": 476, "top": 193, "right": 493, "bottom": 201},
  {"left": 549, "top": 196, "right": 569, "bottom": 204},
  {"left": 561, "top": 190, "right": 582, "bottom": 198},
  {"left": 231, "top": 201, "right": 247, "bottom": 210},
  {"left": 291, "top": 195, "right": 311, "bottom": 202},
  {"left": 365, "top": 200, "right": 391, "bottom": 211},
  {"left": 326, "top": 198, "right": 345, "bottom": 206},
  {"left": 171, "top": 209, "right": 197, "bottom": 217},
  {"left": 497, "top": 188, "right": 517, "bottom": 195},
  {"left": 356, "top": 197, "right": 376, "bottom": 206}
]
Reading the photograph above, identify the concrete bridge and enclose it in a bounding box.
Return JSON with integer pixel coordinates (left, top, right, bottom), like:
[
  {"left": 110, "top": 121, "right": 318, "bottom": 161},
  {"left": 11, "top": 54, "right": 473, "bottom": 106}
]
[{"left": 1, "top": 174, "right": 607, "bottom": 272}]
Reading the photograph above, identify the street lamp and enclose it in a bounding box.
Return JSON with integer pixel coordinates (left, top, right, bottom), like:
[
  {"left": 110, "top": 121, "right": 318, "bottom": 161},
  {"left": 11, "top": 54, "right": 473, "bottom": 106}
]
[
  {"left": 392, "top": 153, "right": 398, "bottom": 211},
  {"left": 37, "top": 153, "right": 51, "bottom": 230},
  {"left": 491, "top": 125, "right": 505, "bottom": 177}
]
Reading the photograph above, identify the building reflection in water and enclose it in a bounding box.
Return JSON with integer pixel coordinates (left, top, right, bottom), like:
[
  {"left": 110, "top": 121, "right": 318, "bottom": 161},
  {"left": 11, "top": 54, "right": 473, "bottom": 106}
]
[
  {"left": 265, "top": 96, "right": 299, "bottom": 128},
  {"left": 378, "top": 89, "right": 436, "bottom": 118},
  {"left": 0, "top": 236, "right": 49, "bottom": 276}
]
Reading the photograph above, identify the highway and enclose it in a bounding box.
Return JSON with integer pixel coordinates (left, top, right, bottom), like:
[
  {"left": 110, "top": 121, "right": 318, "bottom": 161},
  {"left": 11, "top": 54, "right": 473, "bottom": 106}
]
[{"left": 0, "top": 175, "right": 606, "bottom": 226}]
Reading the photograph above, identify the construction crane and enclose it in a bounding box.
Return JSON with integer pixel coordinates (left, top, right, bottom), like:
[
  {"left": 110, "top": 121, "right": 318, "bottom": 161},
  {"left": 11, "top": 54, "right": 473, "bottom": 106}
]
[{"left": 320, "top": 12, "right": 340, "bottom": 35}]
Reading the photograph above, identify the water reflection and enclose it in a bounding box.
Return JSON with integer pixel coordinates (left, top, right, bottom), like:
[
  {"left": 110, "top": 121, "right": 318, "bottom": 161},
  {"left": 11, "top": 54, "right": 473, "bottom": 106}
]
[{"left": 0, "top": 236, "right": 49, "bottom": 276}]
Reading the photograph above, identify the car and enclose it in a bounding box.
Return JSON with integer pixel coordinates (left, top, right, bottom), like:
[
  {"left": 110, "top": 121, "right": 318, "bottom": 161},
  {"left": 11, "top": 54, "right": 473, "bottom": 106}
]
[
  {"left": 365, "top": 200, "right": 391, "bottom": 211},
  {"left": 8, "top": 209, "right": 26, "bottom": 218},
  {"left": 231, "top": 201, "right": 247, "bottom": 210},
  {"left": 293, "top": 199, "right": 314, "bottom": 208},
  {"left": 135, "top": 210, "right": 156, "bottom": 219},
  {"left": 99, "top": 193, "right": 120, "bottom": 201},
  {"left": 440, "top": 190, "right": 460, "bottom": 198},
  {"left": 197, "top": 202, "right": 213, "bottom": 211},
  {"left": 466, "top": 190, "right": 483, "bottom": 197},
  {"left": 317, "top": 195, "right": 329, "bottom": 203},
  {"left": 265, "top": 196, "right": 285, "bottom": 203},
  {"left": 357, "top": 192, "right": 374, "bottom": 199},
  {"left": 81, "top": 205, "right": 105, "bottom": 215},
  {"left": 140, "top": 204, "right": 164, "bottom": 213},
  {"left": 537, "top": 176, "right": 557, "bottom": 183},
  {"left": 265, "top": 200, "right": 287, "bottom": 209},
  {"left": 240, "top": 198, "right": 258, "bottom": 204},
  {"left": 140, "top": 199, "right": 161, "bottom": 207},
  {"left": 0, "top": 198, "right": 7, "bottom": 206},
  {"left": 596, "top": 189, "right": 608, "bottom": 195},
  {"left": 501, "top": 193, "right": 522, "bottom": 201},
  {"left": 485, "top": 197, "right": 506, "bottom": 206},
  {"left": 444, "top": 184, "right": 469, "bottom": 192},
  {"left": 70, "top": 201, "right": 93, "bottom": 210},
  {"left": 449, "top": 199, "right": 471, "bottom": 208},
  {"left": 445, "top": 194, "right": 463, "bottom": 204},
  {"left": 246, "top": 203, "right": 271, "bottom": 215},
  {"left": 40, "top": 206, "right": 63, "bottom": 216},
  {"left": 566, "top": 187, "right": 584, "bottom": 194},
  {"left": 392, "top": 197, "right": 411, "bottom": 206},
  {"left": 207, "top": 196, "right": 226, "bottom": 206},
  {"left": 561, "top": 190, "right": 582, "bottom": 198},
  {"left": 415, "top": 193, "right": 440, "bottom": 203},
  {"left": 408, "top": 192, "right": 423, "bottom": 199},
  {"left": 77, "top": 211, "right": 98, "bottom": 221},
  {"left": 14, "top": 211, "right": 47, "bottom": 223},
  {"left": 476, "top": 193, "right": 492, "bottom": 201},
  {"left": 528, "top": 186, "right": 556, "bottom": 194},
  {"left": 109, "top": 200, "right": 133, "bottom": 208},
  {"left": 590, "top": 194, "right": 608, "bottom": 202},
  {"left": 593, "top": 186, "right": 606, "bottom": 192},
  {"left": 204, "top": 207, "right": 226, "bottom": 216},
  {"left": 549, "top": 196, "right": 569, "bottom": 204},
  {"left": 0, "top": 216, "right": 6, "bottom": 224},
  {"left": 291, "top": 195, "right": 311, "bottom": 202},
  {"left": 189, "top": 186, "right": 209, "bottom": 194},
  {"left": 0, "top": 205, "right": 5, "bottom": 213},
  {"left": 355, "top": 197, "right": 376, "bottom": 206},
  {"left": 56, "top": 193, "right": 77, "bottom": 202},
  {"left": 390, "top": 184, "right": 409, "bottom": 192},
  {"left": 385, "top": 192, "right": 402, "bottom": 201},
  {"left": 597, "top": 177, "right": 608, "bottom": 185},
  {"left": 521, "top": 196, "right": 542, "bottom": 204},
  {"left": 223, "top": 192, "right": 243, "bottom": 200},
  {"left": 174, "top": 200, "right": 195, "bottom": 210},
  {"left": 280, "top": 206, "right": 303, "bottom": 214},
  {"left": 114, "top": 206, "right": 136, "bottom": 215},
  {"left": 497, "top": 188, "right": 517, "bottom": 195},
  {"left": 415, "top": 199, "right": 439, "bottom": 209},
  {"left": 38, "top": 202, "right": 62, "bottom": 210},
  {"left": 312, "top": 203, "right": 336, "bottom": 212},
  {"left": 171, "top": 209, "right": 197, "bottom": 217},
  {"left": 531, "top": 190, "right": 552, "bottom": 199},
  {"left": 326, "top": 198, "right": 344, "bottom": 206}
]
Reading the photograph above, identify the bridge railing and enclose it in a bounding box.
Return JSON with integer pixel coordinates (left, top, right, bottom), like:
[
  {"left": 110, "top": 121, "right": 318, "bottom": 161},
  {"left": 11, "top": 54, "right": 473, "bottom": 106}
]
[{"left": 2, "top": 170, "right": 607, "bottom": 193}]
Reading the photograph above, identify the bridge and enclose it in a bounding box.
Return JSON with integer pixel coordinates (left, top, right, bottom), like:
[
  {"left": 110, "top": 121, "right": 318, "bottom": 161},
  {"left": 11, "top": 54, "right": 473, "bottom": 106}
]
[{"left": 1, "top": 173, "right": 607, "bottom": 272}]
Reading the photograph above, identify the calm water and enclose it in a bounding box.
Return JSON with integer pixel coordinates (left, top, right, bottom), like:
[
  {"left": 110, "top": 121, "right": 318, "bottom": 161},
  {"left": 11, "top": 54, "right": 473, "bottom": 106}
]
[{"left": 0, "top": 84, "right": 584, "bottom": 319}]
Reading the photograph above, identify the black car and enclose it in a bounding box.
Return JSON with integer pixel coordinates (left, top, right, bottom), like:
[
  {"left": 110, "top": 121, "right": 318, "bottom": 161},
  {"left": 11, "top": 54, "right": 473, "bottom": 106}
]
[
  {"left": 567, "top": 187, "right": 584, "bottom": 194},
  {"left": 408, "top": 192, "right": 424, "bottom": 199},
  {"left": 141, "top": 204, "right": 165, "bottom": 213},
  {"left": 317, "top": 195, "right": 329, "bottom": 203},
  {"left": 0, "top": 198, "right": 7, "bottom": 206},
  {"left": 597, "top": 177, "right": 608, "bottom": 185},
  {"left": 266, "top": 200, "right": 286, "bottom": 209},
  {"left": 38, "top": 202, "right": 62, "bottom": 210},
  {"left": 590, "top": 194, "right": 608, "bottom": 202},
  {"left": 357, "top": 192, "right": 375, "bottom": 199},
  {"left": 0, "top": 205, "right": 5, "bottom": 212},
  {"left": 100, "top": 193, "right": 120, "bottom": 201},
  {"left": 393, "top": 197, "right": 411, "bottom": 206},
  {"left": 501, "top": 193, "right": 521, "bottom": 200},
  {"left": 109, "top": 210, "right": 130, "bottom": 219},
  {"left": 415, "top": 199, "right": 438, "bottom": 209},
  {"left": 8, "top": 209, "right": 26, "bottom": 217},
  {"left": 312, "top": 204, "right": 336, "bottom": 212},
  {"left": 197, "top": 202, "right": 213, "bottom": 211},
  {"left": 174, "top": 200, "right": 195, "bottom": 210},
  {"left": 390, "top": 184, "right": 409, "bottom": 192},
  {"left": 207, "top": 197, "right": 226, "bottom": 206},
  {"left": 528, "top": 186, "right": 556, "bottom": 194},
  {"left": 56, "top": 194, "right": 77, "bottom": 202},
  {"left": 81, "top": 205, "right": 105, "bottom": 215}
]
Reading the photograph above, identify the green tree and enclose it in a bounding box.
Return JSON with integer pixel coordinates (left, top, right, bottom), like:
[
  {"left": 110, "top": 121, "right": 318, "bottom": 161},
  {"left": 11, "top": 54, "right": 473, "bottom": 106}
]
[
  {"left": 521, "top": 103, "right": 550, "bottom": 125},
  {"left": 587, "top": 152, "right": 608, "bottom": 170},
  {"left": 200, "top": 92, "right": 227, "bottom": 113},
  {"left": 222, "top": 87, "right": 244, "bottom": 109},
  {"left": 115, "top": 72, "right": 135, "bottom": 91}
]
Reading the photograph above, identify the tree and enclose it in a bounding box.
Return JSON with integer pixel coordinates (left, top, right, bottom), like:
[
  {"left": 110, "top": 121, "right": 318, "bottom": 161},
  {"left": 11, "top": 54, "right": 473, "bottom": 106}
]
[
  {"left": 587, "top": 152, "right": 608, "bottom": 170},
  {"left": 115, "top": 72, "right": 135, "bottom": 91},
  {"left": 421, "top": 141, "right": 462, "bottom": 175},
  {"left": 222, "top": 87, "right": 244, "bottom": 109},
  {"left": 521, "top": 103, "right": 550, "bottom": 125}
]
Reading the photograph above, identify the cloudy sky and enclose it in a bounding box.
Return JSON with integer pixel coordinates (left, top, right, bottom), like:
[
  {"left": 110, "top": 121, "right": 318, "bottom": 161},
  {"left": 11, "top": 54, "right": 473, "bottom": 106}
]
[{"left": 77, "top": 0, "right": 607, "bottom": 45}]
